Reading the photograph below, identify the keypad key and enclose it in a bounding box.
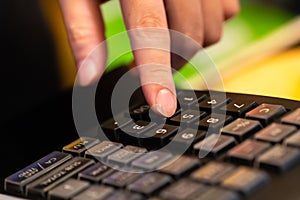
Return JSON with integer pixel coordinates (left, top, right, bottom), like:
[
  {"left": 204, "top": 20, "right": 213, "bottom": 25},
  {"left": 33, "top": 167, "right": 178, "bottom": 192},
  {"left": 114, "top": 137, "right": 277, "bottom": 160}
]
[
  {"left": 129, "top": 104, "right": 151, "bottom": 121},
  {"left": 131, "top": 151, "right": 173, "bottom": 171},
  {"left": 169, "top": 109, "right": 206, "bottom": 125},
  {"left": 256, "top": 145, "right": 300, "bottom": 172},
  {"left": 171, "top": 128, "right": 206, "bottom": 151},
  {"left": 159, "top": 156, "right": 201, "bottom": 179},
  {"left": 48, "top": 178, "right": 90, "bottom": 200},
  {"left": 221, "top": 100, "right": 258, "bottom": 117},
  {"left": 107, "top": 145, "right": 147, "bottom": 166},
  {"left": 100, "top": 115, "right": 132, "bottom": 141},
  {"left": 62, "top": 137, "right": 100, "bottom": 156},
  {"left": 198, "top": 96, "right": 231, "bottom": 111},
  {"left": 221, "top": 166, "right": 269, "bottom": 197},
  {"left": 127, "top": 173, "right": 172, "bottom": 196},
  {"left": 102, "top": 171, "right": 141, "bottom": 188},
  {"left": 72, "top": 185, "right": 114, "bottom": 200},
  {"left": 190, "top": 161, "right": 235, "bottom": 185},
  {"left": 254, "top": 123, "right": 297, "bottom": 144},
  {"left": 78, "top": 162, "right": 114, "bottom": 183},
  {"left": 245, "top": 103, "right": 286, "bottom": 126},
  {"left": 120, "top": 120, "right": 157, "bottom": 144},
  {"left": 281, "top": 108, "right": 300, "bottom": 127},
  {"left": 85, "top": 141, "right": 123, "bottom": 162},
  {"left": 227, "top": 139, "right": 270, "bottom": 166},
  {"left": 4, "top": 151, "right": 72, "bottom": 196},
  {"left": 143, "top": 124, "right": 179, "bottom": 147},
  {"left": 197, "top": 113, "right": 233, "bottom": 131},
  {"left": 105, "top": 190, "right": 144, "bottom": 200},
  {"left": 177, "top": 91, "right": 207, "bottom": 107},
  {"left": 192, "top": 188, "right": 240, "bottom": 200},
  {"left": 26, "top": 157, "right": 94, "bottom": 199},
  {"left": 284, "top": 130, "right": 300, "bottom": 148},
  {"left": 159, "top": 178, "right": 207, "bottom": 200},
  {"left": 221, "top": 118, "right": 262, "bottom": 142},
  {"left": 194, "top": 134, "right": 236, "bottom": 158}
]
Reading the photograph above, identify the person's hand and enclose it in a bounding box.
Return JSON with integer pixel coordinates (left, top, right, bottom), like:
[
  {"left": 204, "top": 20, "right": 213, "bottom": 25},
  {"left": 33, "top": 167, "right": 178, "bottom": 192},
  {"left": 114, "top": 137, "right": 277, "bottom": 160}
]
[{"left": 58, "top": 0, "right": 240, "bottom": 117}]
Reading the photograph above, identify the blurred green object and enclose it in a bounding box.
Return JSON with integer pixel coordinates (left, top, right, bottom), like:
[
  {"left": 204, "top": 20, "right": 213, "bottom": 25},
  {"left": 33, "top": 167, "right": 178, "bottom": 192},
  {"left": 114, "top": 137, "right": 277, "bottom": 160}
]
[{"left": 101, "top": 0, "right": 296, "bottom": 86}]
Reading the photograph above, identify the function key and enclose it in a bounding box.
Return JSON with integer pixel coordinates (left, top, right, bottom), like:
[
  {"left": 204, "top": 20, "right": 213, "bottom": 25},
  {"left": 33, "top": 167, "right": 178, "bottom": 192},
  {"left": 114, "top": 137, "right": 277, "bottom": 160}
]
[
  {"left": 159, "top": 178, "right": 207, "bottom": 200},
  {"left": 159, "top": 156, "right": 201, "bottom": 179},
  {"left": 245, "top": 103, "right": 286, "bottom": 126},
  {"left": 131, "top": 151, "right": 173, "bottom": 171},
  {"left": 62, "top": 137, "right": 100, "bottom": 156},
  {"left": 256, "top": 145, "right": 300, "bottom": 172},
  {"left": 221, "top": 118, "right": 262, "bottom": 142},
  {"left": 85, "top": 141, "right": 123, "bottom": 162},
  {"left": 221, "top": 166, "right": 269, "bottom": 197},
  {"left": 221, "top": 100, "right": 258, "bottom": 117},
  {"left": 78, "top": 162, "right": 114, "bottom": 183},
  {"left": 169, "top": 109, "right": 206, "bottom": 125},
  {"left": 193, "top": 134, "right": 237, "bottom": 158},
  {"left": 48, "top": 178, "right": 90, "bottom": 200},
  {"left": 127, "top": 173, "right": 172, "bottom": 196},
  {"left": 190, "top": 161, "right": 235, "bottom": 185},
  {"left": 4, "top": 151, "right": 72, "bottom": 196},
  {"left": 177, "top": 91, "right": 207, "bottom": 107},
  {"left": 281, "top": 108, "right": 300, "bottom": 127},
  {"left": 197, "top": 96, "right": 231, "bottom": 111},
  {"left": 254, "top": 123, "right": 297, "bottom": 144},
  {"left": 227, "top": 139, "right": 270, "bottom": 166},
  {"left": 72, "top": 185, "right": 114, "bottom": 200},
  {"left": 284, "top": 130, "right": 300, "bottom": 148}
]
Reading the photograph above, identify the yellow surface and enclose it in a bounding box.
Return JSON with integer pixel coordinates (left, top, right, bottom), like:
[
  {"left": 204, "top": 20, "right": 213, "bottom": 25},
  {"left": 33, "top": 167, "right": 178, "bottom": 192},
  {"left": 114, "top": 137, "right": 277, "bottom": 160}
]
[{"left": 223, "top": 46, "right": 300, "bottom": 101}]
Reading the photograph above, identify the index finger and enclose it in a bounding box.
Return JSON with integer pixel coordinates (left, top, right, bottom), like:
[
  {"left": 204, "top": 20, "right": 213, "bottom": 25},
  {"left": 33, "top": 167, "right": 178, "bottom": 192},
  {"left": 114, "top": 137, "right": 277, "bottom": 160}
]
[{"left": 120, "top": 0, "right": 177, "bottom": 117}]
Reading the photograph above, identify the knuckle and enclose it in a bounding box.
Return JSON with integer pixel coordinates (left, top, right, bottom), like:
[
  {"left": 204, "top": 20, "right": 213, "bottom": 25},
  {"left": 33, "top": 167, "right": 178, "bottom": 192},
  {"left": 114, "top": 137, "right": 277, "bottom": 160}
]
[
  {"left": 204, "top": 25, "right": 223, "bottom": 46},
  {"left": 137, "top": 14, "right": 165, "bottom": 28}
]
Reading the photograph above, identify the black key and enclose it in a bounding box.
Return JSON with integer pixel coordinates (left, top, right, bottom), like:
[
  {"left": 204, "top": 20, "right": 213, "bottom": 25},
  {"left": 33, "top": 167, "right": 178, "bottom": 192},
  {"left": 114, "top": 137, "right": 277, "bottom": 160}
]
[
  {"left": 192, "top": 188, "right": 240, "bottom": 200},
  {"left": 127, "top": 173, "right": 172, "bottom": 196},
  {"left": 190, "top": 161, "right": 235, "bottom": 185},
  {"left": 129, "top": 104, "right": 151, "bottom": 121},
  {"left": 284, "top": 130, "right": 300, "bottom": 148},
  {"left": 177, "top": 91, "right": 207, "bottom": 107},
  {"left": 221, "top": 166, "right": 269, "bottom": 197},
  {"left": 131, "top": 151, "right": 173, "bottom": 171},
  {"left": 159, "top": 178, "right": 207, "bottom": 200},
  {"left": 120, "top": 120, "right": 157, "bottom": 144},
  {"left": 78, "top": 162, "right": 114, "bottom": 183},
  {"left": 197, "top": 113, "right": 233, "bottom": 131},
  {"left": 256, "top": 145, "right": 300, "bottom": 172},
  {"left": 254, "top": 123, "right": 297, "bottom": 144},
  {"left": 62, "top": 137, "right": 100, "bottom": 156},
  {"left": 245, "top": 103, "right": 286, "bottom": 126},
  {"left": 171, "top": 128, "right": 206, "bottom": 150},
  {"left": 100, "top": 115, "right": 132, "bottom": 141},
  {"left": 85, "top": 141, "right": 123, "bottom": 161},
  {"left": 169, "top": 109, "right": 206, "bottom": 125},
  {"left": 227, "top": 139, "right": 270, "bottom": 166},
  {"left": 221, "top": 100, "right": 258, "bottom": 117},
  {"left": 142, "top": 124, "right": 179, "bottom": 147},
  {"left": 4, "top": 151, "right": 72, "bottom": 196},
  {"left": 198, "top": 96, "right": 231, "bottom": 111},
  {"left": 72, "top": 185, "right": 114, "bottom": 200},
  {"left": 281, "top": 108, "right": 300, "bottom": 127},
  {"left": 105, "top": 190, "right": 144, "bottom": 200},
  {"left": 48, "top": 178, "right": 90, "bottom": 200},
  {"left": 107, "top": 145, "right": 147, "bottom": 166},
  {"left": 102, "top": 171, "right": 141, "bottom": 188},
  {"left": 159, "top": 156, "right": 201, "bottom": 179},
  {"left": 221, "top": 118, "right": 262, "bottom": 142},
  {"left": 194, "top": 134, "right": 236, "bottom": 158},
  {"left": 26, "top": 157, "right": 94, "bottom": 199}
]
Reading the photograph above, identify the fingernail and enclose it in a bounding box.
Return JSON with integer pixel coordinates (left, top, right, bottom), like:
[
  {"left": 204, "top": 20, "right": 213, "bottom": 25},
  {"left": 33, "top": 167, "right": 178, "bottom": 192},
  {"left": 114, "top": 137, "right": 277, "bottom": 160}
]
[
  {"left": 78, "top": 59, "right": 98, "bottom": 86},
  {"left": 155, "top": 88, "right": 176, "bottom": 117}
]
